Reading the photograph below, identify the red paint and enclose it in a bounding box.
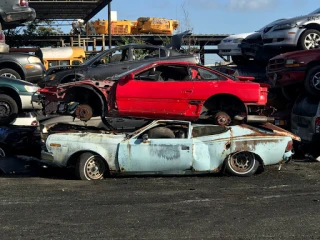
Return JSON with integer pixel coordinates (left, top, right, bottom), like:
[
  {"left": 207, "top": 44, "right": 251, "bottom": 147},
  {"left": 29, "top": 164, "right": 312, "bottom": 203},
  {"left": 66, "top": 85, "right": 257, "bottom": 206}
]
[{"left": 38, "top": 61, "right": 268, "bottom": 121}]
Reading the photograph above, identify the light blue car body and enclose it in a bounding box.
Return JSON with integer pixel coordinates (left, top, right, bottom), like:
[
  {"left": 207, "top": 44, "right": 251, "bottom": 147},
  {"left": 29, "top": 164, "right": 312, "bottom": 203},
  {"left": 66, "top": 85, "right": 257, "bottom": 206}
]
[{"left": 41, "top": 120, "right": 298, "bottom": 175}]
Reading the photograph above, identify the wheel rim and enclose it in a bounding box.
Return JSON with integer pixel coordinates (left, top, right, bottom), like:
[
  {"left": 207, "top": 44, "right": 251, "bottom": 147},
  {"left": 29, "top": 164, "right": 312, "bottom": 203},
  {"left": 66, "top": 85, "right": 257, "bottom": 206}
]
[
  {"left": 229, "top": 152, "right": 255, "bottom": 174},
  {"left": 0, "top": 101, "right": 11, "bottom": 117},
  {"left": 216, "top": 113, "right": 231, "bottom": 126},
  {"left": 85, "top": 156, "right": 105, "bottom": 180},
  {"left": 1, "top": 73, "right": 17, "bottom": 79},
  {"left": 304, "top": 33, "right": 320, "bottom": 49},
  {"left": 0, "top": 147, "right": 5, "bottom": 158},
  {"left": 312, "top": 72, "right": 320, "bottom": 90}
]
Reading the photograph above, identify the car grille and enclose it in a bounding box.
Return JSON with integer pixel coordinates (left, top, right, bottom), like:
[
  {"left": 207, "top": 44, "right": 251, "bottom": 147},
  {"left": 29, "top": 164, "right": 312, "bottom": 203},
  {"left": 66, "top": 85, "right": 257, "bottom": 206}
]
[{"left": 268, "top": 58, "right": 285, "bottom": 71}]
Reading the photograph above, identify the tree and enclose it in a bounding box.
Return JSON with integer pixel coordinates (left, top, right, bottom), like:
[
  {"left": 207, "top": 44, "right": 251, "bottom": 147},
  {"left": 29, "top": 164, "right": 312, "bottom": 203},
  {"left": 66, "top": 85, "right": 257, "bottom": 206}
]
[{"left": 4, "top": 20, "right": 64, "bottom": 47}]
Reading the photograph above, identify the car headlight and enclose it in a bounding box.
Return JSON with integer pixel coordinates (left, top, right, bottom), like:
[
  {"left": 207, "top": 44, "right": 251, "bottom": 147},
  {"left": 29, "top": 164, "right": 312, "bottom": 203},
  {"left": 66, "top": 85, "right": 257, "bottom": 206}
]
[
  {"left": 232, "top": 38, "right": 244, "bottom": 43},
  {"left": 24, "top": 85, "right": 39, "bottom": 93},
  {"left": 28, "top": 56, "right": 42, "bottom": 64},
  {"left": 285, "top": 59, "right": 300, "bottom": 67},
  {"left": 274, "top": 23, "right": 297, "bottom": 30}
]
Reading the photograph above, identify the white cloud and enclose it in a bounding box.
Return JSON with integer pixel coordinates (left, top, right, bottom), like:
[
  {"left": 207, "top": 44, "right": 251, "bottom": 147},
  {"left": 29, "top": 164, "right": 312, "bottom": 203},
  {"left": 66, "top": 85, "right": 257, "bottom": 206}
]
[{"left": 227, "top": 0, "right": 276, "bottom": 11}]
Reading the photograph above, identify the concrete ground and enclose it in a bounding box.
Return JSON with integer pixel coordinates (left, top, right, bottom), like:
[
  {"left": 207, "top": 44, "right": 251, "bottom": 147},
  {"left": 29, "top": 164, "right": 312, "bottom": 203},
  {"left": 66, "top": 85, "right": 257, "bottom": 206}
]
[{"left": 0, "top": 157, "right": 320, "bottom": 239}]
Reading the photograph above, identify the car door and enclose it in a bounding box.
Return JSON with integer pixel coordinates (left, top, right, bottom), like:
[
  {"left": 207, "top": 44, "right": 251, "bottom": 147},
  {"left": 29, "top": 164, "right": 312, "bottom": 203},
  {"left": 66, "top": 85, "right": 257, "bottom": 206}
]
[
  {"left": 87, "top": 46, "right": 132, "bottom": 79},
  {"left": 118, "top": 123, "right": 193, "bottom": 173},
  {"left": 115, "top": 63, "right": 194, "bottom": 119}
]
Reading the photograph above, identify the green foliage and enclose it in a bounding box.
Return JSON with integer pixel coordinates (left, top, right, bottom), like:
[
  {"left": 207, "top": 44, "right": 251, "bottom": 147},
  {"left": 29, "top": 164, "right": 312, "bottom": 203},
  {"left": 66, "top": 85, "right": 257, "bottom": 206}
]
[{"left": 5, "top": 20, "right": 64, "bottom": 47}]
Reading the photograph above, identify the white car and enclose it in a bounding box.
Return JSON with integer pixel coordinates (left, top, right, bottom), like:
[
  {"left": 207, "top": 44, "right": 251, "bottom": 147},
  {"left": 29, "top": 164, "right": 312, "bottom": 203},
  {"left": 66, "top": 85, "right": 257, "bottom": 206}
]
[
  {"left": 218, "top": 19, "right": 287, "bottom": 64},
  {"left": 40, "top": 120, "right": 299, "bottom": 180},
  {"left": 11, "top": 112, "right": 38, "bottom": 126},
  {"left": 218, "top": 32, "right": 255, "bottom": 63}
]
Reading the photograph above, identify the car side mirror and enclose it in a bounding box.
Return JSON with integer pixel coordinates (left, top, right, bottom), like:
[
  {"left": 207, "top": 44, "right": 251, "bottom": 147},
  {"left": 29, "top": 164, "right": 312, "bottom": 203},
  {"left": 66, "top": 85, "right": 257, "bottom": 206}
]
[{"left": 142, "top": 134, "right": 149, "bottom": 143}]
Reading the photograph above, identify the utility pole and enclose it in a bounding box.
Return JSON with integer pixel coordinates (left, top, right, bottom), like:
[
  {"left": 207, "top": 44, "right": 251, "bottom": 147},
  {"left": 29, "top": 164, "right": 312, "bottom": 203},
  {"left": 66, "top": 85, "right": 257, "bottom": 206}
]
[{"left": 108, "top": 2, "right": 112, "bottom": 49}]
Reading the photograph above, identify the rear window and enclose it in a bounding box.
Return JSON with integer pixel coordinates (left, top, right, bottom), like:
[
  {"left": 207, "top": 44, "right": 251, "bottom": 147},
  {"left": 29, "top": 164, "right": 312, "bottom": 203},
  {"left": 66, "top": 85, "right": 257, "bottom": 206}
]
[{"left": 293, "top": 95, "right": 319, "bottom": 117}]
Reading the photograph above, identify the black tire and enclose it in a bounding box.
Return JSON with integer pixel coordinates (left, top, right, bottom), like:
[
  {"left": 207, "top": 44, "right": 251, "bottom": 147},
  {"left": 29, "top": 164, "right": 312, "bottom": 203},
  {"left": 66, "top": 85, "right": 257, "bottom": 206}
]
[
  {"left": 298, "top": 29, "right": 320, "bottom": 50},
  {"left": 305, "top": 66, "right": 320, "bottom": 98},
  {"left": 75, "top": 152, "right": 107, "bottom": 180},
  {"left": 148, "top": 127, "right": 175, "bottom": 138},
  {"left": 213, "top": 111, "right": 231, "bottom": 126},
  {"left": 0, "top": 94, "right": 19, "bottom": 125},
  {"left": 281, "top": 85, "right": 301, "bottom": 102},
  {"left": 0, "top": 68, "right": 21, "bottom": 79},
  {"left": 225, "top": 152, "right": 259, "bottom": 177}
]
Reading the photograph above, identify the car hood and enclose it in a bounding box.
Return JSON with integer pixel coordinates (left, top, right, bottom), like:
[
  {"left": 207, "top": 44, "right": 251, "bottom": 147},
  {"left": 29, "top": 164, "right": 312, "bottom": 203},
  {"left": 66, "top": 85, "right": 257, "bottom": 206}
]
[
  {"left": 46, "top": 65, "right": 84, "bottom": 75},
  {"left": 0, "top": 76, "right": 37, "bottom": 86},
  {"left": 243, "top": 32, "right": 262, "bottom": 40},
  {"left": 272, "top": 48, "right": 320, "bottom": 59},
  {"left": 221, "top": 32, "right": 256, "bottom": 41},
  {"left": 273, "top": 14, "right": 319, "bottom": 25}
]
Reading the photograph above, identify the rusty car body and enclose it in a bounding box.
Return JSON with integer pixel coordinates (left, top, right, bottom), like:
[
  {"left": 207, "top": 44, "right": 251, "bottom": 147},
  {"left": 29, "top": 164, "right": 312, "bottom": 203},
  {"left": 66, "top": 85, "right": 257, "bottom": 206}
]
[
  {"left": 40, "top": 120, "right": 299, "bottom": 180},
  {"left": 34, "top": 61, "right": 271, "bottom": 126}
]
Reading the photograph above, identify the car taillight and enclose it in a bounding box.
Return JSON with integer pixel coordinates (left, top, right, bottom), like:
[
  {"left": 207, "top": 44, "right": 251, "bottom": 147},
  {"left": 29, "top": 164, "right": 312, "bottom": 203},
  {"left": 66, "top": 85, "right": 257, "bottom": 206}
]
[
  {"left": 31, "top": 120, "right": 38, "bottom": 126},
  {"left": 286, "top": 140, "right": 293, "bottom": 152},
  {"left": 20, "top": 0, "right": 29, "bottom": 7},
  {"left": 315, "top": 118, "right": 320, "bottom": 133}
]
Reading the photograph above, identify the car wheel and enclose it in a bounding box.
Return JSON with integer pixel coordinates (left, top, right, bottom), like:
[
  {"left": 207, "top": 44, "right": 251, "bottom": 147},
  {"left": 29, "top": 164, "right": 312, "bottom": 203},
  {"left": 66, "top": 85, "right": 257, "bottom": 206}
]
[
  {"left": 298, "top": 29, "right": 320, "bottom": 50},
  {"left": 148, "top": 127, "right": 175, "bottom": 138},
  {"left": 0, "top": 68, "right": 21, "bottom": 79},
  {"left": 304, "top": 66, "right": 320, "bottom": 98},
  {"left": 76, "top": 152, "right": 107, "bottom": 180},
  {"left": 281, "top": 85, "right": 301, "bottom": 102},
  {"left": 213, "top": 111, "right": 231, "bottom": 126},
  {"left": 226, "top": 152, "right": 259, "bottom": 177},
  {"left": 0, "top": 94, "right": 18, "bottom": 125}
]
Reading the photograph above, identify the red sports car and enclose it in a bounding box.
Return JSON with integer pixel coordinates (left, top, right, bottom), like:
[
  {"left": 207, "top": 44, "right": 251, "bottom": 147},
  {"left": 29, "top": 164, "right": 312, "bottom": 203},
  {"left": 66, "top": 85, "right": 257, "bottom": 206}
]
[{"left": 36, "top": 61, "right": 270, "bottom": 126}]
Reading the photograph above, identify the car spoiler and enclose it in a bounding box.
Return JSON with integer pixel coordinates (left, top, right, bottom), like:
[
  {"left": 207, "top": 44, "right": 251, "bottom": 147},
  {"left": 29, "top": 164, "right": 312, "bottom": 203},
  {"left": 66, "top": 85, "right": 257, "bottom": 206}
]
[{"left": 166, "top": 30, "right": 192, "bottom": 50}]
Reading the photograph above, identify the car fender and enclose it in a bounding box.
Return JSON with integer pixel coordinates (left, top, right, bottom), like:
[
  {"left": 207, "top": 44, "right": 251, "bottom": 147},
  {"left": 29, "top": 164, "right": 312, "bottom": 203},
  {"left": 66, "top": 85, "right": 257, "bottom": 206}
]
[{"left": 0, "top": 59, "right": 26, "bottom": 77}]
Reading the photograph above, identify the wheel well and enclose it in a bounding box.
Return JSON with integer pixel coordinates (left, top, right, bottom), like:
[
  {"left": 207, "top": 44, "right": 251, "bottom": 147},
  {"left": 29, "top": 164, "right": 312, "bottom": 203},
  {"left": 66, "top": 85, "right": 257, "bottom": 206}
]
[
  {"left": 306, "top": 61, "right": 320, "bottom": 74},
  {"left": 60, "top": 74, "right": 82, "bottom": 84},
  {"left": 0, "top": 62, "right": 25, "bottom": 79},
  {"left": 63, "top": 86, "right": 107, "bottom": 117},
  {"left": 67, "top": 151, "right": 108, "bottom": 169},
  {"left": 304, "top": 24, "right": 320, "bottom": 32},
  {"left": 0, "top": 87, "right": 22, "bottom": 110},
  {"left": 202, "top": 94, "right": 247, "bottom": 115}
]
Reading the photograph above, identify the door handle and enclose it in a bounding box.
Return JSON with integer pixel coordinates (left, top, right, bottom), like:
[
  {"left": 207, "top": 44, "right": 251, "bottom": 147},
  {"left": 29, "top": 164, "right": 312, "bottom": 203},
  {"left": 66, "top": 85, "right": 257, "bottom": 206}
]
[
  {"left": 122, "top": 66, "right": 129, "bottom": 70},
  {"left": 183, "top": 90, "right": 193, "bottom": 94}
]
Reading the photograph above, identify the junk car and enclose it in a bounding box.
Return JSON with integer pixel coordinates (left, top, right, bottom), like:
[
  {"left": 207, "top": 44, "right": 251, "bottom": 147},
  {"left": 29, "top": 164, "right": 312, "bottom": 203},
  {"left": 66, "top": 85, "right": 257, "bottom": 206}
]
[
  {"left": 40, "top": 120, "right": 299, "bottom": 180},
  {"left": 34, "top": 61, "right": 271, "bottom": 127}
]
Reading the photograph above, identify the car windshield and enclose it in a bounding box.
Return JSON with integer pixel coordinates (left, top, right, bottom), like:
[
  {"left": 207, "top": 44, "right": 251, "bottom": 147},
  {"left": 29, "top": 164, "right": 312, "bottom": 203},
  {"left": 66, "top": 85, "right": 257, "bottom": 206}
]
[
  {"left": 255, "top": 18, "right": 287, "bottom": 32},
  {"left": 112, "top": 63, "right": 153, "bottom": 80},
  {"left": 309, "top": 8, "right": 320, "bottom": 15},
  {"left": 82, "top": 48, "right": 116, "bottom": 66}
]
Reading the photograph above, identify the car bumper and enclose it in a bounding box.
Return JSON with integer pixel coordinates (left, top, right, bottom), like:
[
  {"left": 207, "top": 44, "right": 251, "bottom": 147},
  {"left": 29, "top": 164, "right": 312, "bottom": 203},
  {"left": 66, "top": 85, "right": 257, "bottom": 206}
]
[
  {"left": 262, "top": 28, "right": 304, "bottom": 47},
  {"left": 266, "top": 66, "right": 306, "bottom": 87},
  {"left": 40, "top": 151, "right": 57, "bottom": 166},
  {"left": 21, "top": 92, "right": 42, "bottom": 110},
  {"left": 2, "top": 7, "right": 36, "bottom": 24},
  {"left": 218, "top": 43, "right": 242, "bottom": 56},
  {"left": 283, "top": 150, "right": 293, "bottom": 162}
]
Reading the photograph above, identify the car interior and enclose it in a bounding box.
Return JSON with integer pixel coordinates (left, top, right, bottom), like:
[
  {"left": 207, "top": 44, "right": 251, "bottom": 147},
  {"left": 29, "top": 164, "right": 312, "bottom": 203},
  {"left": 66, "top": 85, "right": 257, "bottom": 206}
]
[{"left": 134, "top": 65, "right": 190, "bottom": 81}]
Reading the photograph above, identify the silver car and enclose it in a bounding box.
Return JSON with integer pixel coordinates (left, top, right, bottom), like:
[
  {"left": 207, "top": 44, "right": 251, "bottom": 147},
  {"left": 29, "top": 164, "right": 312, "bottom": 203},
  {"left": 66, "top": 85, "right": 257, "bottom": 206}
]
[
  {"left": 262, "top": 8, "right": 320, "bottom": 50},
  {"left": 291, "top": 94, "right": 320, "bottom": 156}
]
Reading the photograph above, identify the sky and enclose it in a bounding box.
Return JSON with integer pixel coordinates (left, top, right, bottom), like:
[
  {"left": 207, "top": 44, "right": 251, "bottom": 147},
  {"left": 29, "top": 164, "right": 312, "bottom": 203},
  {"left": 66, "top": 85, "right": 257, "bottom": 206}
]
[{"left": 81, "top": 0, "right": 320, "bottom": 63}]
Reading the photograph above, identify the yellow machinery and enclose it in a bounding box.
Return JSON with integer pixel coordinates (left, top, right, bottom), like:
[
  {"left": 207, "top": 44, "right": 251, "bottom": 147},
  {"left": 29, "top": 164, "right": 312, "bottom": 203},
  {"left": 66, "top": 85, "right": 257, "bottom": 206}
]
[
  {"left": 90, "top": 17, "right": 179, "bottom": 35},
  {"left": 92, "top": 20, "right": 137, "bottom": 35},
  {"left": 134, "top": 17, "right": 179, "bottom": 35}
]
